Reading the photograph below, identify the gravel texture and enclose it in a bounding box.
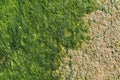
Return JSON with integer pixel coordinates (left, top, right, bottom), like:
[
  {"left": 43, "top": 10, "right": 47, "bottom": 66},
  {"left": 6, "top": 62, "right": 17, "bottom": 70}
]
[{"left": 58, "top": 0, "right": 120, "bottom": 80}]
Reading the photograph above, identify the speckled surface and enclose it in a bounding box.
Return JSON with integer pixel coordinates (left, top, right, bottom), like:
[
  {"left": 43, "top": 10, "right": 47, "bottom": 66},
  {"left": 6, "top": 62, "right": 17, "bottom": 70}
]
[{"left": 58, "top": 0, "right": 120, "bottom": 80}]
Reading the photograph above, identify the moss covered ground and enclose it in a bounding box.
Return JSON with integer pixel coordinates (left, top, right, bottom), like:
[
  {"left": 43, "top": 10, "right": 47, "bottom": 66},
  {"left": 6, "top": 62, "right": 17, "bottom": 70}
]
[{"left": 0, "top": 0, "right": 97, "bottom": 80}]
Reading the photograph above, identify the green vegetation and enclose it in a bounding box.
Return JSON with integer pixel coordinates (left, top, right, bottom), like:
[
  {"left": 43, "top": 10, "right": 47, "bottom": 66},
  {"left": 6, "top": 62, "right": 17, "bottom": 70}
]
[{"left": 0, "top": 0, "right": 97, "bottom": 79}]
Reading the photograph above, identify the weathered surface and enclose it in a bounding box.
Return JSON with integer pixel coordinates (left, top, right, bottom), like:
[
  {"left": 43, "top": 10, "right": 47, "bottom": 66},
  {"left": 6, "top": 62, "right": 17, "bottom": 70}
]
[{"left": 58, "top": 0, "right": 120, "bottom": 80}]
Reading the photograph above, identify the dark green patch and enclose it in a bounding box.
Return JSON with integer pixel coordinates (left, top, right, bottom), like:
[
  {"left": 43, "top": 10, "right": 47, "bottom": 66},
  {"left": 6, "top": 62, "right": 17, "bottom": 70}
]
[{"left": 0, "top": 0, "right": 97, "bottom": 79}]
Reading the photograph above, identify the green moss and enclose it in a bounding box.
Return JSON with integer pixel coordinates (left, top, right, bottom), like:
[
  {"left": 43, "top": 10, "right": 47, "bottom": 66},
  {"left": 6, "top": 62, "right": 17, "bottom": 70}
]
[{"left": 0, "top": 0, "right": 97, "bottom": 79}]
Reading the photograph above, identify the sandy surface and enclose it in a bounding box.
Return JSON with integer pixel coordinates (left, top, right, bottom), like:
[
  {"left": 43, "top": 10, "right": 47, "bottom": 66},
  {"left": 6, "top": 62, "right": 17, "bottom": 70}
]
[{"left": 58, "top": 0, "right": 120, "bottom": 80}]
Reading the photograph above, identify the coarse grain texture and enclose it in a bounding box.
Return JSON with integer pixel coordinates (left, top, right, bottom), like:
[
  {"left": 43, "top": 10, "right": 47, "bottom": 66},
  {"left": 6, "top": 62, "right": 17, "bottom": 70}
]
[{"left": 58, "top": 0, "right": 120, "bottom": 80}]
